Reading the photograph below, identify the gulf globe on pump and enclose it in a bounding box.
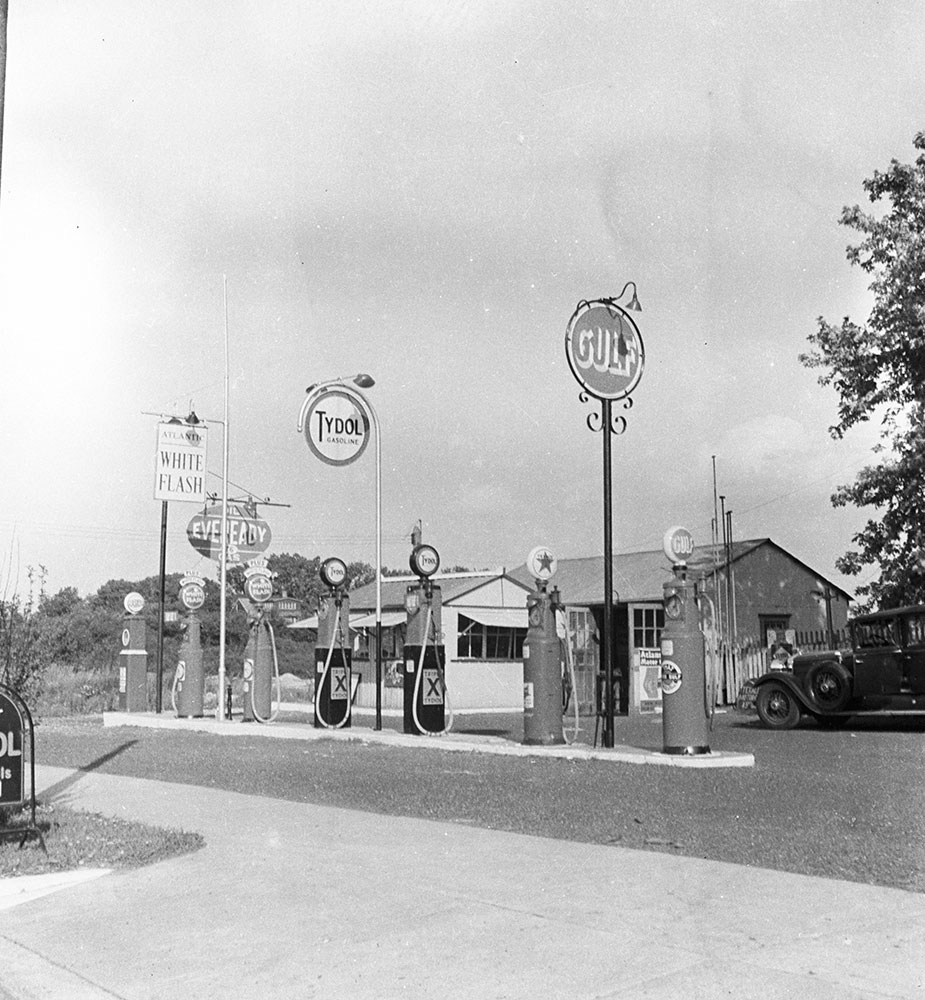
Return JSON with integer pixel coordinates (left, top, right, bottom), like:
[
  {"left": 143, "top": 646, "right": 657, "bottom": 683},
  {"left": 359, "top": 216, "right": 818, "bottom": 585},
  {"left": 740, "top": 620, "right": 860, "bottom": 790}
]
[
  {"left": 663, "top": 526, "right": 695, "bottom": 565},
  {"left": 123, "top": 592, "right": 145, "bottom": 615}
]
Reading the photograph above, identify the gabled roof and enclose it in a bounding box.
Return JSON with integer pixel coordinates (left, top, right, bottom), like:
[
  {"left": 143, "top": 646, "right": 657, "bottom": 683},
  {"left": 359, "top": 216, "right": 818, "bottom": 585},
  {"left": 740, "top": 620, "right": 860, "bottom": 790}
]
[
  {"left": 508, "top": 538, "right": 852, "bottom": 606},
  {"left": 345, "top": 571, "right": 532, "bottom": 613}
]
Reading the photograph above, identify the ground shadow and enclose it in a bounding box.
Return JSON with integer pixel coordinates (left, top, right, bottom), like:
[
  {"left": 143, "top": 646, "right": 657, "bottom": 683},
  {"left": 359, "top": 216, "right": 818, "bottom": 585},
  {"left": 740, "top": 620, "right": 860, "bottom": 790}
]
[{"left": 39, "top": 740, "right": 139, "bottom": 803}]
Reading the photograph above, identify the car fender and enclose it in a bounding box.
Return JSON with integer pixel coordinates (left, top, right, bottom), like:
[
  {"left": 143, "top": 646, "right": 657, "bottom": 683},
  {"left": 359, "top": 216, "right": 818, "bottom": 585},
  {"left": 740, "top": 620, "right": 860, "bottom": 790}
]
[{"left": 751, "top": 672, "right": 816, "bottom": 713}]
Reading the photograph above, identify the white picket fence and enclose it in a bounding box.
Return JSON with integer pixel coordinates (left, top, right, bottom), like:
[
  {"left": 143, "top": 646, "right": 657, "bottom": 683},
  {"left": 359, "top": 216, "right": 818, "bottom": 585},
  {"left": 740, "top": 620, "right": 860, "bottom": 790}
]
[{"left": 708, "top": 638, "right": 769, "bottom": 705}]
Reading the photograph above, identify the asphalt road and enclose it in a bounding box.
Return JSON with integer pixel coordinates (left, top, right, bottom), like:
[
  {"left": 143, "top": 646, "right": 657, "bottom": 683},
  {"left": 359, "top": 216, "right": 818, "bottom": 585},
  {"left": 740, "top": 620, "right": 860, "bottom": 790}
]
[{"left": 33, "top": 709, "right": 925, "bottom": 894}]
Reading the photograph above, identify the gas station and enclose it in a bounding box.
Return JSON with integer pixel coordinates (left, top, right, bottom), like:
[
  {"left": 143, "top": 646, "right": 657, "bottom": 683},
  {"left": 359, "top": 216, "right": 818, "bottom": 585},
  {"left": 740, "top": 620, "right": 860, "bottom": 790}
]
[{"left": 117, "top": 289, "right": 753, "bottom": 768}]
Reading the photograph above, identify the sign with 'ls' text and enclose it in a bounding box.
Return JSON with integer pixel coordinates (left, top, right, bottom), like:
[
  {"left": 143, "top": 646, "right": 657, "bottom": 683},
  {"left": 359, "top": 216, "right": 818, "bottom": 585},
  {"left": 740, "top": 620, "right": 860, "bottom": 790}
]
[{"left": 155, "top": 421, "right": 208, "bottom": 503}]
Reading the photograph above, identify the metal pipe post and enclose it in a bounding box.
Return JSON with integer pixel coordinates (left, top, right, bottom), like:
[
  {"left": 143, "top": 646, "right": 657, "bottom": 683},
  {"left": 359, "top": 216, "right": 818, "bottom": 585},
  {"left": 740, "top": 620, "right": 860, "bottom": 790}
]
[
  {"left": 156, "top": 500, "right": 167, "bottom": 712},
  {"left": 601, "top": 398, "right": 614, "bottom": 749}
]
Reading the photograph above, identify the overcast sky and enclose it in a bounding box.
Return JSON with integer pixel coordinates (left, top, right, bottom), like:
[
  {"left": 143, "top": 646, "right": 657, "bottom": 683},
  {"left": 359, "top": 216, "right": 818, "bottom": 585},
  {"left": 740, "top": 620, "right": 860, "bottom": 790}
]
[{"left": 2, "top": 1, "right": 922, "bottom": 604}]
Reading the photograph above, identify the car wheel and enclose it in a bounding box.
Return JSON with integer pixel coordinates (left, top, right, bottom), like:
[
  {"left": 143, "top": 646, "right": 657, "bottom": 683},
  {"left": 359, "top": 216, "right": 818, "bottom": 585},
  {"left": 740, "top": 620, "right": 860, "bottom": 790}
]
[
  {"left": 755, "top": 682, "right": 801, "bottom": 730},
  {"left": 807, "top": 661, "right": 852, "bottom": 714}
]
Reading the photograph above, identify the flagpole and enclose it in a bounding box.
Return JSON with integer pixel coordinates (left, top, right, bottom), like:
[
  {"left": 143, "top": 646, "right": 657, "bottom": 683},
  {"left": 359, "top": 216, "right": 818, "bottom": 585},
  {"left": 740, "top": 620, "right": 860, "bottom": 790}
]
[{"left": 218, "top": 276, "right": 230, "bottom": 720}]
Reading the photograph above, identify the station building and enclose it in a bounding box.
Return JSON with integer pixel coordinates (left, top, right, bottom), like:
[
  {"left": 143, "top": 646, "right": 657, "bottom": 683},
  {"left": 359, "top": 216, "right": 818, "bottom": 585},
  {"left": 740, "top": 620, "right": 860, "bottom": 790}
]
[{"left": 290, "top": 538, "right": 851, "bottom": 714}]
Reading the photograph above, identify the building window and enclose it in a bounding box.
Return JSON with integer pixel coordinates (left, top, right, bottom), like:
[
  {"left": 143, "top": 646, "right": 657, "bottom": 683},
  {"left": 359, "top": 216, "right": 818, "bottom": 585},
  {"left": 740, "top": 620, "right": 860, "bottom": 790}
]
[
  {"left": 568, "top": 609, "right": 598, "bottom": 670},
  {"left": 457, "top": 615, "right": 526, "bottom": 660},
  {"left": 633, "top": 606, "right": 664, "bottom": 649},
  {"left": 759, "top": 615, "right": 791, "bottom": 648}
]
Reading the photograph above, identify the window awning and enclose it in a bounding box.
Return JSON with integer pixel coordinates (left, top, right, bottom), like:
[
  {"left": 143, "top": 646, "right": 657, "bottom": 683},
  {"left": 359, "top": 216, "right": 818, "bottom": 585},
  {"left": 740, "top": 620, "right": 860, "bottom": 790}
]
[
  {"left": 350, "top": 610, "right": 407, "bottom": 629},
  {"left": 288, "top": 612, "right": 367, "bottom": 630},
  {"left": 456, "top": 607, "right": 528, "bottom": 629}
]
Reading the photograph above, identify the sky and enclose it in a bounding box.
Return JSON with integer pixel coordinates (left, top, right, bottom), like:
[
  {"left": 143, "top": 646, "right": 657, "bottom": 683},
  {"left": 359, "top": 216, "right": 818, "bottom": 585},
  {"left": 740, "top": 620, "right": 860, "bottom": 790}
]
[{"left": 1, "top": 0, "right": 922, "bottom": 605}]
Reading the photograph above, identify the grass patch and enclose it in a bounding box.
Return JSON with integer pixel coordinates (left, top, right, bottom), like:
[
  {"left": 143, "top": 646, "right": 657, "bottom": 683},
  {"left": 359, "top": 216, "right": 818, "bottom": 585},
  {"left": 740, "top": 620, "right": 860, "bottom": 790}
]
[{"left": 0, "top": 802, "right": 204, "bottom": 878}]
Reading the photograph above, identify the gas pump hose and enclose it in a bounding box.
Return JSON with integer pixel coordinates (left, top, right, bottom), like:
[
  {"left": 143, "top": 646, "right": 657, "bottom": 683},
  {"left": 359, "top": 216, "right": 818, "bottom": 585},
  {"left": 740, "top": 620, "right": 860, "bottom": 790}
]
[
  {"left": 170, "top": 662, "right": 185, "bottom": 715},
  {"left": 560, "top": 623, "right": 580, "bottom": 745},
  {"left": 697, "top": 592, "right": 718, "bottom": 731},
  {"left": 314, "top": 605, "right": 351, "bottom": 729},
  {"left": 412, "top": 604, "right": 454, "bottom": 736},
  {"left": 250, "top": 619, "right": 281, "bottom": 724}
]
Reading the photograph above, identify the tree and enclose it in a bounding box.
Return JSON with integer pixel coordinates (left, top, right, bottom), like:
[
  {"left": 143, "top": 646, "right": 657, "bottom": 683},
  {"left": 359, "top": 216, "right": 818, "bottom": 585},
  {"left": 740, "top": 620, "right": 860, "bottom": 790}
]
[{"left": 801, "top": 131, "right": 925, "bottom": 608}]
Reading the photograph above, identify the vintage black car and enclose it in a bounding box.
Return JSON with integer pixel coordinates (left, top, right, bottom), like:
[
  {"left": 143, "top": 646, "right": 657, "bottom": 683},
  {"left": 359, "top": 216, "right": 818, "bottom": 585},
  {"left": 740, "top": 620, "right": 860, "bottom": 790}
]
[{"left": 738, "top": 605, "right": 925, "bottom": 729}]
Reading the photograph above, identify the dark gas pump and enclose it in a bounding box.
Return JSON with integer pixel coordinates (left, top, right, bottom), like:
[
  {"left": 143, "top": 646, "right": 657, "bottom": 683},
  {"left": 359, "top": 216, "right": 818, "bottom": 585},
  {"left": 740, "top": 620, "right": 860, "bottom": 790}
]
[
  {"left": 314, "top": 557, "right": 352, "bottom": 729},
  {"left": 660, "top": 527, "right": 710, "bottom": 755},
  {"left": 403, "top": 543, "right": 452, "bottom": 736},
  {"left": 523, "top": 546, "right": 566, "bottom": 746},
  {"left": 241, "top": 559, "right": 280, "bottom": 724},
  {"left": 173, "top": 575, "right": 206, "bottom": 718},
  {"left": 119, "top": 592, "right": 148, "bottom": 713}
]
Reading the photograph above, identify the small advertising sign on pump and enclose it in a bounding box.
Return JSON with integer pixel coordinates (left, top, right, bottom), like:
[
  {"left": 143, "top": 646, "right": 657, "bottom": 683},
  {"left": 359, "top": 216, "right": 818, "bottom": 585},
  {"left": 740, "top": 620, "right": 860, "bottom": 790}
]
[{"left": 244, "top": 559, "right": 274, "bottom": 604}]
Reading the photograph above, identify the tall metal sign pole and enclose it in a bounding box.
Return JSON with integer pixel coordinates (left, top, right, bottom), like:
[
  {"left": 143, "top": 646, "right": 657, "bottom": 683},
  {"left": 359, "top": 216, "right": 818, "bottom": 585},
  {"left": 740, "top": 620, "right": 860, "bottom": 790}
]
[
  {"left": 0, "top": 0, "right": 8, "bottom": 200},
  {"left": 564, "top": 284, "right": 645, "bottom": 748},
  {"left": 297, "top": 373, "right": 383, "bottom": 730}
]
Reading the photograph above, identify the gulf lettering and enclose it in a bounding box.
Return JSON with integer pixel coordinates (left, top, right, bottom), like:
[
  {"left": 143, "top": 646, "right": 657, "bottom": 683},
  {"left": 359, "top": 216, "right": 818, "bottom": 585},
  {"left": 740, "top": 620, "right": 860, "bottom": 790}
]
[
  {"left": 574, "top": 326, "right": 637, "bottom": 377},
  {"left": 671, "top": 535, "right": 694, "bottom": 556}
]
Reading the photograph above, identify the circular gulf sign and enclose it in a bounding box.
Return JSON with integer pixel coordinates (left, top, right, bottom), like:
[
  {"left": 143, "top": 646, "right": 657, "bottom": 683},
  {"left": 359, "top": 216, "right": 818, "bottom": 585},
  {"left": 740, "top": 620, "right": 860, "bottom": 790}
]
[
  {"left": 303, "top": 390, "right": 371, "bottom": 467},
  {"left": 124, "top": 592, "right": 145, "bottom": 615},
  {"left": 320, "top": 557, "right": 347, "bottom": 589},
  {"left": 409, "top": 544, "right": 440, "bottom": 578},
  {"left": 565, "top": 301, "right": 645, "bottom": 401},
  {"left": 663, "top": 526, "right": 695, "bottom": 564},
  {"left": 526, "top": 546, "right": 557, "bottom": 581}
]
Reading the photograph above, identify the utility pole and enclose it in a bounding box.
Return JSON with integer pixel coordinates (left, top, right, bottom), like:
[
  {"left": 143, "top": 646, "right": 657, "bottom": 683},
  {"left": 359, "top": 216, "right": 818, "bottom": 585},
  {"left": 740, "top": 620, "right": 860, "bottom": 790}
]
[{"left": 1, "top": 0, "right": 9, "bottom": 199}]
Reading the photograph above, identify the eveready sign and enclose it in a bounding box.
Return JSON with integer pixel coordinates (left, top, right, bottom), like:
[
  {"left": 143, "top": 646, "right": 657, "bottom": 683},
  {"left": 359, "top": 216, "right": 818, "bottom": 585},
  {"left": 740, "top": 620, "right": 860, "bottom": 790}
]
[{"left": 187, "top": 505, "right": 272, "bottom": 563}]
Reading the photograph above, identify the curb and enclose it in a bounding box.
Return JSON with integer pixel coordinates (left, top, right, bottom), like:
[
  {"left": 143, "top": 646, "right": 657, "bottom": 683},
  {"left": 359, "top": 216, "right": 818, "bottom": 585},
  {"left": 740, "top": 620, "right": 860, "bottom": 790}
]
[{"left": 102, "top": 712, "right": 754, "bottom": 768}]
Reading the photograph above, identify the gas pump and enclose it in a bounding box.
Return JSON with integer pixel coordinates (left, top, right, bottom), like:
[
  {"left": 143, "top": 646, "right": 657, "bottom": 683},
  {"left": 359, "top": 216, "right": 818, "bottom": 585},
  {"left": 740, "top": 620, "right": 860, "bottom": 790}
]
[
  {"left": 522, "top": 546, "right": 566, "bottom": 746},
  {"left": 660, "top": 526, "right": 711, "bottom": 755},
  {"left": 403, "top": 543, "right": 452, "bottom": 735},
  {"left": 119, "top": 592, "right": 148, "bottom": 712},
  {"left": 240, "top": 559, "right": 281, "bottom": 724},
  {"left": 314, "top": 557, "right": 352, "bottom": 729},
  {"left": 173, "top": 575, "right": 206, "bottom": 718}
]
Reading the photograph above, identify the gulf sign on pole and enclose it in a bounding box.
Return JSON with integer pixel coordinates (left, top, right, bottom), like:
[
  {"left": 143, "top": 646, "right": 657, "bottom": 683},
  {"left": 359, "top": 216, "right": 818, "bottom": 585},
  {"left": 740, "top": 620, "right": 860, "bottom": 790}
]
[
  {"left": 565, "top": 301, "right": 645, "bottom": 400},
  {"left": 155, "top": 422, "right": 208, "bottom": 503}
]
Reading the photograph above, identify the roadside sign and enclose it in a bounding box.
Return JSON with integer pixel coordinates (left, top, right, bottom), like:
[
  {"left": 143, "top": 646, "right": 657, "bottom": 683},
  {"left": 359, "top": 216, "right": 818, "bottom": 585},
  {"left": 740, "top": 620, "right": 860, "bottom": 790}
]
[
  {"left": 565, "top": 301, "right": 645, "bottom": 401},
  {"left": 0, "top": 690, "right": 24, "bottom": 805},
  {"left": 187, "top": 504, "right": 272, "bottom": 563},
  {"left": 155, "top": 421, "right": 208, "bottom": 504},
  {"left": 302, "top": 390, "right": 371, "bottom": 467}
]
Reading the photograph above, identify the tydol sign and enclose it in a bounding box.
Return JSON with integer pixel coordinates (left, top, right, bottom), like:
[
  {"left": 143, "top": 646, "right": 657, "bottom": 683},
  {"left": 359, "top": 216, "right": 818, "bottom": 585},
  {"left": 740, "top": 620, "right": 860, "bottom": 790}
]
[
  {"left": 302, "top": 390, "right": 371, "bottom": 467},
  {"left": 187, "top": 504, "right": 272, "bottom": 563},
  {"left": 0, "top": 689, "right": 24, "bottom": 805}
]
